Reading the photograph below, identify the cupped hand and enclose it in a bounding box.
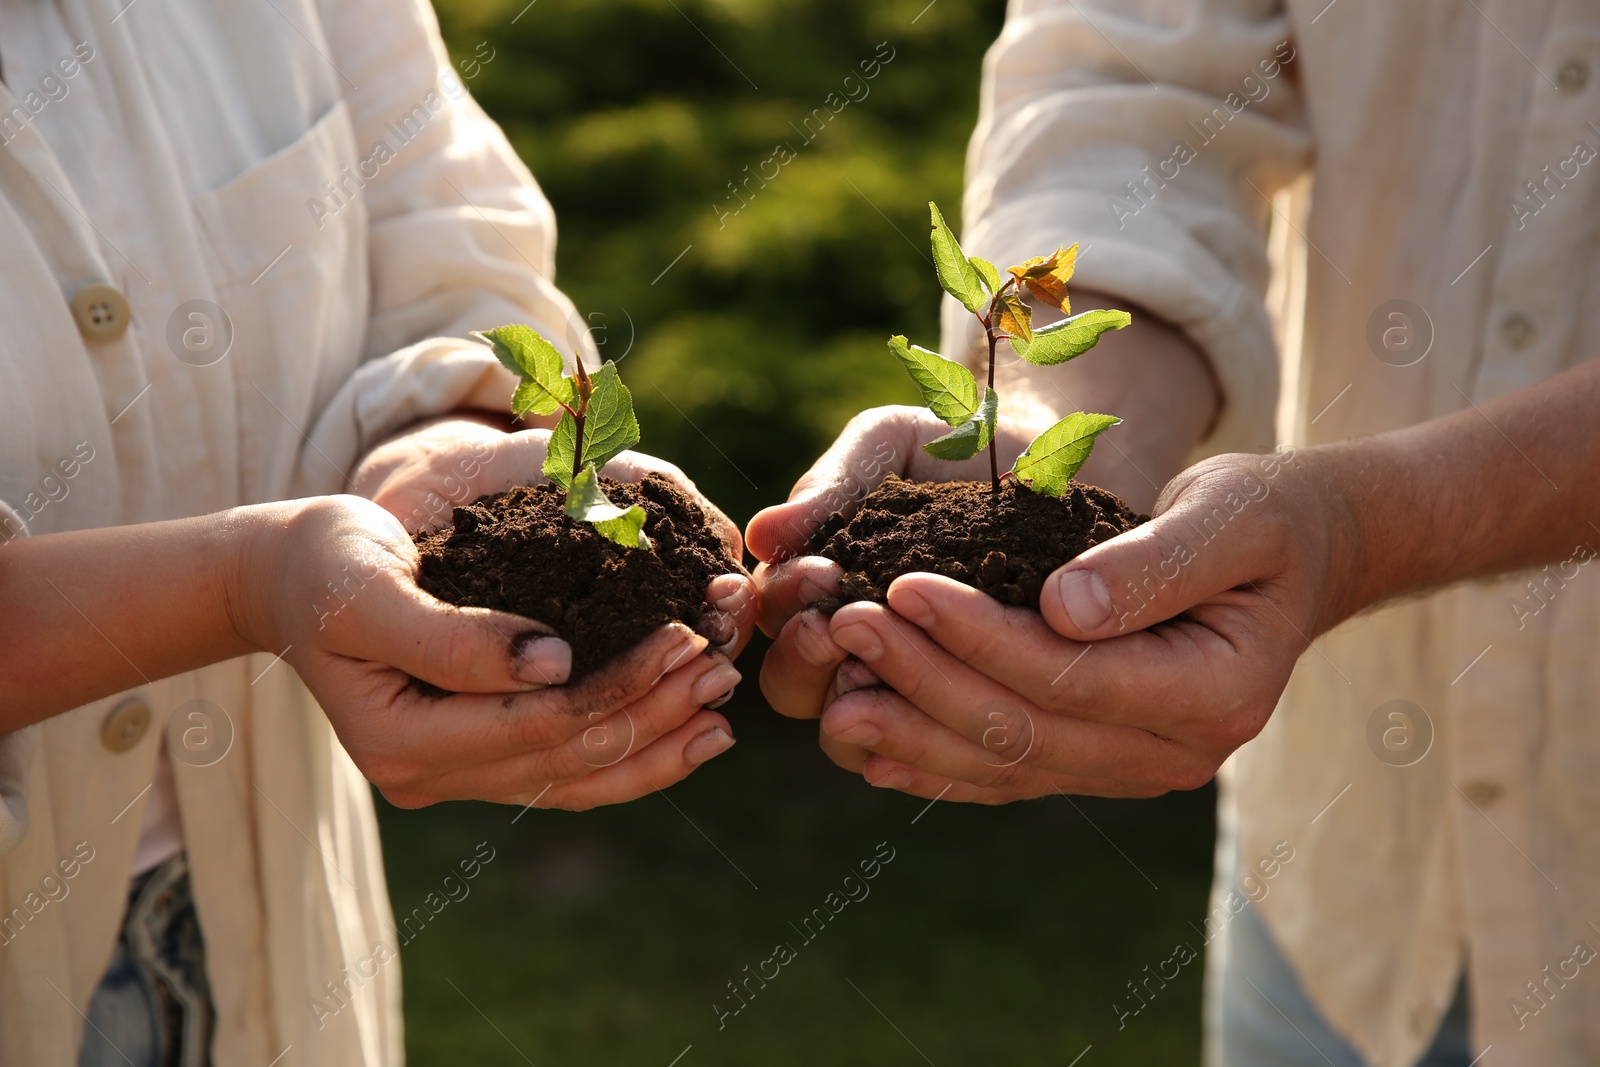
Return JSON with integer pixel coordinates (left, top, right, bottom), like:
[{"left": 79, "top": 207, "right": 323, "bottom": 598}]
[
  {"left": 745, "top": 405, "right": 1041, "bottom": 770},
  {"left": 237, "top": 492, "right": 745, "bottom": 810},
  {"left": 350, "top": 416, "right": 757, "bottom": 659},
  {"left": 798, "top": 448, "right": 1350, "bottom": 802}
]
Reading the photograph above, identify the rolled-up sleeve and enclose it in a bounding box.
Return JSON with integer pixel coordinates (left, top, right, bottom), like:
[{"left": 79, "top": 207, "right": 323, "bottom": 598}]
[
  {"left": 943, "top": 0, "right": 1311, "bottom": 455},
  {"left": 297, "top": 0, "right": 594, "bottom": 494}
]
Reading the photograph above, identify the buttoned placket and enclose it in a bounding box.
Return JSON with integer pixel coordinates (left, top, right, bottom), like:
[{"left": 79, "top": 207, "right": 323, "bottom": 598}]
[{"left": 1446, "top": 10, "right": 1600, "bottom": 1056}]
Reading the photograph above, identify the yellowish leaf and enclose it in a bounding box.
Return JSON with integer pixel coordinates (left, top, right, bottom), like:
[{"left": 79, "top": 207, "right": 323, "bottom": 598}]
[
  {"left": 1006, "top": 243, "right": 1079, "bottom": 315},
  {"left": 996, "top": 291, "right": 1033, "bottom": 343}
]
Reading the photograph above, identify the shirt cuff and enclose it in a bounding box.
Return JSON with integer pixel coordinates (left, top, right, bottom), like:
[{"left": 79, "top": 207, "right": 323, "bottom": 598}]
[
  {"left": 294, "top": 339, "right": 520, "bottom": 498},
  {"left": 939, "top": 188, "right": 1281, "bottom": 457}
]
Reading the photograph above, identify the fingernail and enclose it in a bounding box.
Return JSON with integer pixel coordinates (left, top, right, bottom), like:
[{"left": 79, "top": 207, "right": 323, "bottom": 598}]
[
  {"left": 514, "top": 635, "right": 571, "bottom": 685},
  {"left": 692, "top": 662, "right": 742, "bottom": 706},
  {"left": 1055, "top": 569, "right": 1112, "bottom": 632},
  {"left": 890, "top": 587, "right": 934, "bottom": 628},
  {"left": 705, "top": 686, "right": 737, "bottom": 710},
  {"left": 833, "top": 658, "right": 881, "bottom": 696},
  {"left": 710, "top": 575, "right": 753, "bottom": 614},
  {"left": 697, "top": 609, "right": 738, "bottom": 648},
  {"left": 658, "top": 633, "right": 706, "bottom": 677},
  {"left": 868, "top": 765, "right": 912, "bottom": 790},
  {"left": 797, "top": 574, "right": 832, "bottom": 605},
  {"left": 831, "top": 720, "right": 882, "bottom": 746},
  {"left": 831, "top": 622, "right": 884, "bottom": 663},
  {"left": 685, "top": 726, "right": 735, "bottom": 766},
  {"left": 793, "top": 612, "right": 840, "bottom": 667}
]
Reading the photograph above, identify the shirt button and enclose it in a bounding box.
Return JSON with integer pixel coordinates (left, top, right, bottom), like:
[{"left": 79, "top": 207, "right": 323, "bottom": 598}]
[
  {"left": 101, "top": 697, "right": 151, "bottom": 753},
  {"left": 69, "top": 284, "right": 132, "bottom": 343},
  {"left": 1556, "top": 57, "right": 1590, "bottom": 94},
  {"left": 1500, "top": 312, "right": 1536, "bottom": 351},
  {"left": 1461, "top": 780, "right": 1504, "bottom": 806}
]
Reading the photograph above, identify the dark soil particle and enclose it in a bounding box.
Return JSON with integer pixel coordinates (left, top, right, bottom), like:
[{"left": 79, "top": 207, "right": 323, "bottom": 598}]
[
  {"left": 414, "top": 473, "right": 737, "bottom": 681},
  {"left": 813, "top": 474, "right": 1146, "bottom": 609}
]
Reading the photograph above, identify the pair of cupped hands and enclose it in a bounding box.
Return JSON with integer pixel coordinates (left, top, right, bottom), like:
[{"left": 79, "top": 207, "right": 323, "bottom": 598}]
[{"left": 262, "top": 401, "right": 1341, "bottom": 814}]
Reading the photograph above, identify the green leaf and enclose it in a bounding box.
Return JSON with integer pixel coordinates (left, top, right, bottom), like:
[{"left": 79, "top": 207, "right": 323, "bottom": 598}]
[
  {"left": 1010, "top": 412, "right": 1121, "bottom": 497},
  {"left": 1008, "top": 308, "right": 1132, "bottom": 366},
  {"left": 579, "top": 362, "right": 641, "bottom": 471},
  {"left": 541, "top": 361, "right": 640, "bottom": 490},
  {"left": 928, "top": 202, "right": 987, "bottom": 314},
  {"left": 889, "top": 335, "right": 979, "bottom": 427},
  {"left": 923, "top": 388, "right": 998, "bottom": 461},
  {"left": 970, "top": 256, "right": 1003, "bottom": 294},
  {"left": 565, "top": 464, "right": 650, "bottom": 549},
  {"left": 543, "top": 410, "right": 579, "bottom": 490},
  {"left": 475, "top": 325, "right": 574, "bottom": 417}
]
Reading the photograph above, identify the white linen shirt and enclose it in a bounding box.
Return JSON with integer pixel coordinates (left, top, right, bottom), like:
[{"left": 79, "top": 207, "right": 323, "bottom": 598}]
[
  {"left": 0, "top": 0, "right": 586, "bottom": 1062},
  {"left": 945, "top": 1, "right": 1600, "bottom": 1064}
]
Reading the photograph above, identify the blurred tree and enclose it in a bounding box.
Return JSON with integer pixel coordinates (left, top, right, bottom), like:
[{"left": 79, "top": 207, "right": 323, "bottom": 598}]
[{"left": 434, "top": 0, "right": 1007, "bottom": 523}]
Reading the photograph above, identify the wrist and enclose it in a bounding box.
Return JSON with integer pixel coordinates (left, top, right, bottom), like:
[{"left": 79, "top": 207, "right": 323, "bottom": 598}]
[
  {"left": 222, "top": 498, "right": 310, "bottom": 653},
  {"left": 1303, "top": 439, "right": 1390, "bottom": 635}
]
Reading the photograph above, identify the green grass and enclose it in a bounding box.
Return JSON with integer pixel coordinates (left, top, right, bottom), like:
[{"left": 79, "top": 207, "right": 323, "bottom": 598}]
[{"left": 380, "top": 658, "right": 1214, "bottom": 1066}]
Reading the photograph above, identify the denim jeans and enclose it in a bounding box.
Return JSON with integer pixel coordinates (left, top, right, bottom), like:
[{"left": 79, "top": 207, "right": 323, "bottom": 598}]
[
  {"left": 1204, "top": 811, "right": 1473, "bottom": 1067},
  {"left": 79, "top": 853, "right": 214, "bottom": 1067}
]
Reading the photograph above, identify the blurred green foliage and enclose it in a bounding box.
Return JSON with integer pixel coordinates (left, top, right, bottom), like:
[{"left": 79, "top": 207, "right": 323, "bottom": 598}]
[
  {"left": 381, "top": 3, "right": 1215, "bottom": 1064},
  {"left": 436, "top": 0, "right": 1005, "bottom": 522}
]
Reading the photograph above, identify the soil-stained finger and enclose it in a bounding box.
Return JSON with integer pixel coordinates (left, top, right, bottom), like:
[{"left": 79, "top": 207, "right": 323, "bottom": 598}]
[
  {"left": 759, "top": 610, "right": 845, "bottom": 720},
  {"left": 384, "top": 625, "right": 708, "bottom": 769},
  {"left": 753, "top": 555, "right": 841, "bottom": 637},
  {"left": 524, "top": 710, "right": 735, "bottom": 811}
]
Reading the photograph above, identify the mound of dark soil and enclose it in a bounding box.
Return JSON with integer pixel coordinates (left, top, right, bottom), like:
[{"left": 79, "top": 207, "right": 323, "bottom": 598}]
[
  {"left": 415, "top": 473, "right": 736, "bottom": 680},
  {"left": 813, "top": 474, "right": 1145, "bottom": 609}
]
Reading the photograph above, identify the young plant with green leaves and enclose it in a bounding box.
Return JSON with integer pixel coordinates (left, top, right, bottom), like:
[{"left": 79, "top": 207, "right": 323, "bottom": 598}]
[
  {"left": 892, "top": 203, "right": 1132, "bottom": 495},
  {"left": 473, "top": 324, "right": 651, "bottom": 549}
]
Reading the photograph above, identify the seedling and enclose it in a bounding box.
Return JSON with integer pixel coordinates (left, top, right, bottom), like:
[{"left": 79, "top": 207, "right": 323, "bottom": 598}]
[
  {"left": 891, "top": 203, "right": 1132, "bottom": 494},
  {"left": 473, "top": 324, "right": 650, "bottom": 549}
]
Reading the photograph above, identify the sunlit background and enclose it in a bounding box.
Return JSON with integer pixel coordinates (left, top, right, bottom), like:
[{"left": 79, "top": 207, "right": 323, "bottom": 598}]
[{"left": 382, "top": 1, "right": 1215, "bottom": 1062}]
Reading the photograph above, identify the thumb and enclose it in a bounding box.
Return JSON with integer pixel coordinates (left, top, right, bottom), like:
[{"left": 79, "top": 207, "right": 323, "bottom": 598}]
[
  {"left": 745, "top": 407, "right": 917, "bottom": 564},
  {"left": 1040, "top": 473, "right": 1267, "bottom": 640},
  {"left": 341, "top": 570, "right": 573, "bottom": 693}
]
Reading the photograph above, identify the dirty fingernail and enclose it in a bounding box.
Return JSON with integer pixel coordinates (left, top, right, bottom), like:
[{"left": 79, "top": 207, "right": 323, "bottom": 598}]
[
  {"left": 831, "top": 622, "right": 884, "bottom": 662},
  {"left": 831, "top": 720, "right": 882, "bottom": 747},
  {"left": 1054, "top": 568, "right": 1112, "bottom": 633},
  {"left": 685, "top": 726, "right": 736, "bottom": 766},
  {"left": 514, "top": 635, "right": 571, "bottom": 685},
  {"left": 890, "top": 587, "right": 934, "bottom": 628},
  {"left": 697, "top": 608, "right": 738, "bottom": 647},
  {"left": 834, "top": 658, "right": 881, "bottom": 695},
  {"left": 692, "top": 662, "right": 742, "bottom": 706},
  {"left": 868, "top": 764, "right": 912, "bottom": 790},
  {"left": 709, "top": 575, "right": 753, "bottom": 614}
]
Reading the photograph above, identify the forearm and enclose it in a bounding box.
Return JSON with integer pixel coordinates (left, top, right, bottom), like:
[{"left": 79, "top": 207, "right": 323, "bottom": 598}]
[
  {"left": 0, "top": 507, "right": 275, "bottom": 727},
  {"left": 996, "top": 289, "right": 1220, "bottom": 511},
  {"left": 1318, "top": 356, "right": 1600, "bottom": 630}
]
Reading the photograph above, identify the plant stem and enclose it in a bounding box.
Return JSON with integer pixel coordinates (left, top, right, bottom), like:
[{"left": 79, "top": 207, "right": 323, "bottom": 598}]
[
  {"left": 571, "top": 357, "right": 594, "bottom": 483},
  {"left": 985, "top": 324, "right": 1000, "bottom": 493}
]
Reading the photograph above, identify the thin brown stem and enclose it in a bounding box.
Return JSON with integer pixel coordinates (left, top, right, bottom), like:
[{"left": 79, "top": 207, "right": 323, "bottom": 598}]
[
  {"left": 986, "top": 323, "right": 1000, "bottom": 493},
  {"left": 570, "top": 357, "right": 595, "bottom": 483}
]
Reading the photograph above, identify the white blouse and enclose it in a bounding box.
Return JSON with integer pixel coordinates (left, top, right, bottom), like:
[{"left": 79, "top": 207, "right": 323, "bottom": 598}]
[{"left": 0, "top": 0, "right": 586, "bottom": 1062}]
